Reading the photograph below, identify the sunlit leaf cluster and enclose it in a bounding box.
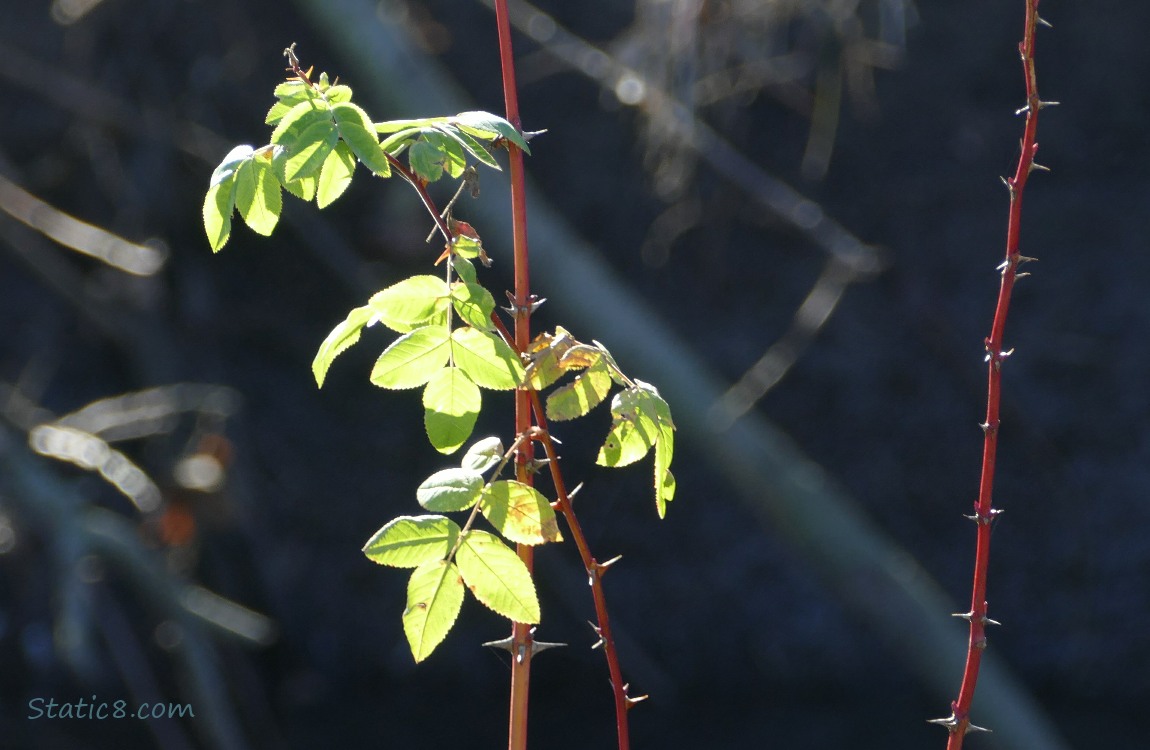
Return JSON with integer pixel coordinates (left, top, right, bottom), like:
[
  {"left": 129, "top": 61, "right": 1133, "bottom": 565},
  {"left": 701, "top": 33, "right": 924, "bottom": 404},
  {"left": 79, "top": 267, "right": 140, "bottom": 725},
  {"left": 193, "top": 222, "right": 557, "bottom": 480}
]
[{"left": 203, "top": 55, "right": 676, "bottom": 665}]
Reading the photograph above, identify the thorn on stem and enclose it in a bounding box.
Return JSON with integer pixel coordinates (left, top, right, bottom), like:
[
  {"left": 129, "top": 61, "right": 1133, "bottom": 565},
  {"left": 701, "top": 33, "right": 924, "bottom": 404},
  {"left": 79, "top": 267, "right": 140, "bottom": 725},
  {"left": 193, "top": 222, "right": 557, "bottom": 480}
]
[{"left": 1037, "top": 15, "right": 1053, "bottom": 28}]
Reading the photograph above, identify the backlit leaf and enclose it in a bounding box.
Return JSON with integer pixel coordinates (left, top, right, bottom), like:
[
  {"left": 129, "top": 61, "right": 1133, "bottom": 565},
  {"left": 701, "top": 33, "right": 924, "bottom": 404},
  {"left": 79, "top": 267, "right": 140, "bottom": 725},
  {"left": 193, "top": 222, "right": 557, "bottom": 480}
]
[
  {"left": 317, "top": 141, "right": 357, "bottom": 208},
  {"left": 416, "top": 465, "right": 484, "bottom": 512},
  {"left": 281, "top": 117, "right": 337, "bottom": 182},
  {"left": 375, "top": 117, "right": 449, "bottom": 134},
  {"left": 312, "top": 304, "right": 376, "bottom": 387},
  {"left": 362, "top": 514, "right": 460, "bottom": 568},
  {"left": 370, "top": 325, "right": 451, "bottom": 389},
  {"left": 368, "top": 275, "right": 450, "bottom": 333},
  {"left": 402, "top": 560, "right": 464, "bottom": 662},
  {"left": 450, "top": 327, "right": 524, "bottom": 390},
  {"left": 209, "top": 145, "right": 255, "bottom": 187},
  {"left": 423, "top": 129, "right": 467, "bottom": 179},
  {"left": 435, "top": 124, "right": 499, "bottom": 169},
  {"left": 408, "top": 140, "right": 444, "bottom": 183},
  {"left": 480, "top": 481, "right": 562, "bottom": 545},
  {"left": 456, "top": 530, "right": 540, "bottom": 623},
  {"left": 332, "top": 102, "right": 392, "bottom": 177},
  {"left": 452, "top": 111, "right": 531, "bottom": 154},
  {"left": 450, "top": 282, "right": 496, "bottom": 330},
  {"left": 422, "top": 367, "right": 482, "bottom": 455},
  {"left": 203, "top": 179, "right": 235, "bottom": 252},
  {"left": 234, "top": 158, "right": 282, "bottom": 236},
  {"left": 546, "top": 359, "right": 613, "bottom": 421}
]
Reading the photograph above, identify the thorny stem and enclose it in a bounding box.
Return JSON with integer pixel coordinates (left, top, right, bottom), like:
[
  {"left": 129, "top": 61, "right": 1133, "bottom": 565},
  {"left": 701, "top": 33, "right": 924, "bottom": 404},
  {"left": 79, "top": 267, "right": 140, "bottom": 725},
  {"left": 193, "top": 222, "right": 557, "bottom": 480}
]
[
  {"left": 492, "top": 2, "right": 535, "bottom": 748},
  {"left": 530, "top": 393, "right": 635, "bottom": 749},
  {"left": 937, "top": 2, "right": 1049, "bottom": 746}
]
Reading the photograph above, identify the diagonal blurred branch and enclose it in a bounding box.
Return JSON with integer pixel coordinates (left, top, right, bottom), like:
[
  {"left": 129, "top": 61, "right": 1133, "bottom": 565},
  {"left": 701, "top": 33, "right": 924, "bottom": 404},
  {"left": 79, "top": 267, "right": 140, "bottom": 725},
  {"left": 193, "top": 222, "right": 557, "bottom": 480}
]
[
  {"left": 0, "top": 173, "right": 166, "bottom": 276},
  {"left": 481, "top": 0, "right": 886, "bottom": 277}
]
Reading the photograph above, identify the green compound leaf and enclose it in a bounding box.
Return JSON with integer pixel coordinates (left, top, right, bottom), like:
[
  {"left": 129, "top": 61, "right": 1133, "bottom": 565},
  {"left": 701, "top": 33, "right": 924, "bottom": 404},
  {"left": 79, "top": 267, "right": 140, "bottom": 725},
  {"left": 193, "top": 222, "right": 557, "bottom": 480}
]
[
  {"left": 408, "top": 140, "right": 444, "bottom": 183},
  {"left": 480, "top": 481, "right": 562, "bottom": 545},
  {"left": 450, "top": 327, "right": 525, "bottom": 390},
  {"left": 368, "top": 275, "right": 450, "bottom": 333},
  {"left": 423, "top": 367, "right": 482, "bottom": 455},
  {"left": 317, "top": 141, "right": 357, "bottom": 208},
  {"left": 402, "top": 560, "right": 465, "bottom": 663},
  {"left": 203, "top": 179, "right": 236, "bottom": 252},
  {"left": 451, "top": 111, "right": 532, "bottom": 154},
  {"left": 456, "top": 530, "right": 540, "bottom": 624},
  {"left": 370, "top": 324, "right": 451, "bottom": 389},
  {"left": 461, "top": 436, "right": 504, "bottom": 474},
  {"left": 332, "top": 102, "right": 392, "bottom": 177},
  {"left": 450, "top": 281, "right": 496, "bottom": 330},
  {"left": 312, "top": 304, "right": 376, "bottom": 387},
  {"left": 362, "top": 514, "right": 460, "bottom": 568},
  {"left": 416, "top": 465, "right": 484, "bottom": 512},
  {"left": 233, "top": 156, "right": 282, "bottom": 236},
  {"left": 546, "top": 359, "right": 614, "bottom": 422}
]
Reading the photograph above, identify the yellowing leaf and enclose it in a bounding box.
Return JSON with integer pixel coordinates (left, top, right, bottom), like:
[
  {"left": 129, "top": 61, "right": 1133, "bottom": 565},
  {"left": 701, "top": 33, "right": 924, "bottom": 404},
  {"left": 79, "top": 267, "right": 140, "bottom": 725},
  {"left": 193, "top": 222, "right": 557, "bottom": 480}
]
[
  {"left": 480, "top": 481, "right": 562, "bottom": 545},
  {"left": 546, "top": 360, "right": 613, "bottom": 421}
]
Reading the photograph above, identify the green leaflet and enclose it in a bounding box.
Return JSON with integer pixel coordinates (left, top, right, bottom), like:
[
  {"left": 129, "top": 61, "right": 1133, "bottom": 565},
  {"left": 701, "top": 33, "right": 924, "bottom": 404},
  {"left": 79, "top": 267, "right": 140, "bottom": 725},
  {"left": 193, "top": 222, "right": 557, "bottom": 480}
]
[
  {"left": 480, "top": 481, "right": 562, "bottom": 545},
  {"left": 368, "top": 275, "right": 450, "bottom": 334},
  {"left": 434, "top": 123, "right": 499, "bottom": 169},
  {"left": 371, "top": 325, "right": 452, "bottom": 389},
  {"left": 209, "top": 145, "right": 255, "bottom": 187},
  {"left": 282, "top": 117, "right": 338, "bottom": 182},
  {"left": 450, "top": 282, "right": 496, "bottom": 330},
  {"left": 595, "top": 381, "right": 677, "bottom": 516},
  {"left": 452, "top": 111, "right": 532, "bottom": 154},
  {"left": 422, "top": 129, "right": 468, "bottom": 179},
  {"left": 362, "top": 514, "right": 460, "bottom": 568},
  {"left": 317, "top": 141, "right": 357, "bottom": 208},
  {"left": 312, "top": 305, "right": 377, "bottom": 387},
  {"left": 461, "top": 436, "right": 504, "bottom": 474},
  {"left": 422, "top": 367, "right": 482, "bottom": 455},
  {"left": 332, "top": 102, "right": 392, "bottom": 177},
  {"left": 403, "top": 560, "right": 465, "bottom": 663},
  {"left": 408, "top": 140, "right": 444, "bottom": 183},
  {"left": 416, "top": 466, "right": 484, "bottom": 512},
  {"left": 233, "top": 156, "right": 282, "bottom": 236},
  {"left": 203, "top": 179, "right": 235, "bottom": 253},
  {"left": 282, "top": 171, "right": 318, "bottom": 201},
  {"left": 546, "top": 359, "right": 613, "bottom": 421},
  {"left": 456, "top": 530, "right": 540, "bottom": 624},
  {"left": 450, "top": 327, "right": 524, "bottom": 390},
  {"left": 375, "top": 117, "right": 449, "bottom": 134}
]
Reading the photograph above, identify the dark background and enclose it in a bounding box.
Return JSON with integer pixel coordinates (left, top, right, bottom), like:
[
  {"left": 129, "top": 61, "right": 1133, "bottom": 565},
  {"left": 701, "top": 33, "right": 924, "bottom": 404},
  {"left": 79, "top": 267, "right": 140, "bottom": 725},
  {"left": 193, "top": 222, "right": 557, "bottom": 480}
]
[{"left": 1, "top": 0, "right": 1146, "bottom": 748}]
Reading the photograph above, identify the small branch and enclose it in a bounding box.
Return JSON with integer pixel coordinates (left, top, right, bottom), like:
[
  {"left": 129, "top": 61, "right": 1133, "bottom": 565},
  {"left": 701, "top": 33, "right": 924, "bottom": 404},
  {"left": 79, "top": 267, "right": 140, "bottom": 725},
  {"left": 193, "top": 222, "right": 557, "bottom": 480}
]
[{"left": 936, "top": 2, "right": 1048, "bottom": 746}]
